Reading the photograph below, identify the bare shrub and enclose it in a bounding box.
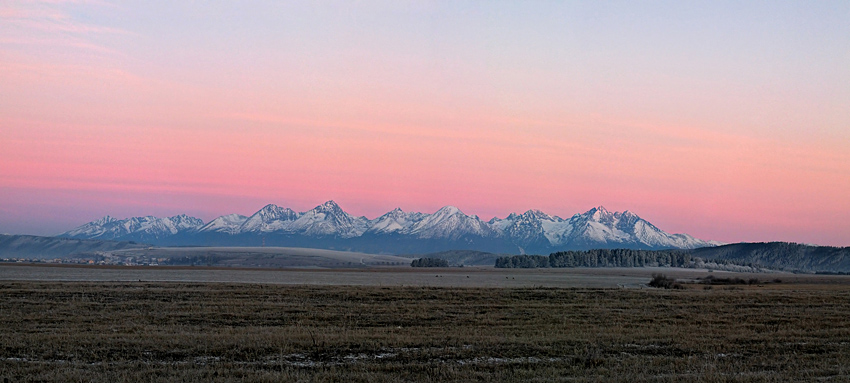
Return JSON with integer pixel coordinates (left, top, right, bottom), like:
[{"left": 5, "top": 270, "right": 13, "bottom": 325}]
[{"left": 648, "top": 274, "right": 676, "bottom": 289}]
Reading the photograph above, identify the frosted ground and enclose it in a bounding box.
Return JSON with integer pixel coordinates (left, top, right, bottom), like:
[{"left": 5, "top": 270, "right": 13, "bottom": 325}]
[{"left": 4, "top": 264, "right": 845, "bottom": 288}]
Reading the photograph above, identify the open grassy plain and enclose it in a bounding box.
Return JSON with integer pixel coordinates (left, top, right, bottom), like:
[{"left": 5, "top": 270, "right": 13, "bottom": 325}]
[
  {"left": 2, "top": 275, "right": 850, "bottom": 382},
  {"left": 4, "top": 263, "right": 850, "bottom": 288}
]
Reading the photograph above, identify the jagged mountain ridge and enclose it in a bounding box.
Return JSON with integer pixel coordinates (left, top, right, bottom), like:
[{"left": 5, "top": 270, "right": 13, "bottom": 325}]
[
  {"left": 58, "top": 201, "right": 721, "bottom": 253},
  {"left": 61, "top": 214, "right": 204, "bottom": 243}
]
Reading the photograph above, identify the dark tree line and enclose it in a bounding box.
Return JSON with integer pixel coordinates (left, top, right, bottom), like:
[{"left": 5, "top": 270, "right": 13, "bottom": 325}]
[
  {"left": 690, "top": 242, "right": 850, "bottom": 273},
  {"left": 493, "top": 255, "right": 550, "bottom": 269},
  {"left": 411, "top": 257, "right": 449, "bottom": 267},
  {"left": 495, "top": 249, "right": 693, "bottom": 269}
]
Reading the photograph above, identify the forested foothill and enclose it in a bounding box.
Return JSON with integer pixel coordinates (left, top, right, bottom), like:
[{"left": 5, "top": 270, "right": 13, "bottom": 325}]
[{"left": 495, "top": 242, "right": 850, "bottom": 273}]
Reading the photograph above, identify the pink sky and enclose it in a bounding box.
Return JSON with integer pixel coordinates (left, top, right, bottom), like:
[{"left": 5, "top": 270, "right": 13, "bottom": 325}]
[{"left": 1, "top": 1, "right": 849, "bottom": 246}]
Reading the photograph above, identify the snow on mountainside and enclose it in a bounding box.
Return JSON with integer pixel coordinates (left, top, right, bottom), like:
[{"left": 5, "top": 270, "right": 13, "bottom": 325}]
[
  {"left": 59, "top": 202, "right": 720, "bottom": 251},
  {"left": 557, "top": 206, "right": 714, "bottom": 249},
  {"left": 366, "top": 208, "right": 426, "bottom": 235},
  {"left": 489, "top": 210, "right": 564, "bottom": 253},
  {"left": 198, "top": 214, "right": 248, "bottom": 234},
  {"left": 405, "top": 206, "right": 496, "bottom": 240},
  {"left": 60, "top": 214, "right": 204, "bottom": 241},
  {"left": 200, "top": 201, "right": 369, "bottom": 238},
  {"left": 237, "top": 204, "right": 300, "bottom": 233},
  {"left": 61, "top": 215, "right": 119, "bottom": 239},
  {"left": 286, "top": 200, "right": 370, "bottom": 238}
]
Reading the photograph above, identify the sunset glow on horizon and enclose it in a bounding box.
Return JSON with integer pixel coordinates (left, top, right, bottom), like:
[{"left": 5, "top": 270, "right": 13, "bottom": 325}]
[{"left": 2, "top": 1, "right": 849, "bottom": 246}]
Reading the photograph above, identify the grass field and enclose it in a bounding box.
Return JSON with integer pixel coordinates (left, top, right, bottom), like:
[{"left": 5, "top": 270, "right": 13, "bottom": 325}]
[
  {"left": 7, "top": 263, "right": 850, "bottom": 288},
  {"left": 2, "top": 279, "right": 850, "bottom": 382}
]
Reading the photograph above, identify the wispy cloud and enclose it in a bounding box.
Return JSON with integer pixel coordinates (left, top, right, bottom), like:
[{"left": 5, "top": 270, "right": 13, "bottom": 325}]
[
  {"left": 1, "top": 0, "right": 130, "bottom": 54},
  {"left": 0, "top": 36, "right": 119, "bottom": 54},
  {"left": 11, "top": 17, "right": 130, "bottom": 35},
  {"left": 16, "top": 0, "right": 116, "bottom": 6}
]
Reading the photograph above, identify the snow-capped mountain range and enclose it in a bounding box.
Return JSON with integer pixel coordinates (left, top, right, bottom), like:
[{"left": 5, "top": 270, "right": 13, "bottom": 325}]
[
  {"left": 63, "top": 214, "right": 204, "bottom": 243},
  {"left": 58, "top": 201, "right": 721, "bottom": 254}
]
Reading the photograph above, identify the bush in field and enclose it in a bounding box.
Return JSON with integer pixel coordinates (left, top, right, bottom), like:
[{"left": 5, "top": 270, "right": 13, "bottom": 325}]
[
  {"left": 411, "top": 257, "right": 449, "bottom": 267},
  {"left": 701, "top": 275, "right": 756, "bottom": 285},
  {"left": 648, "top": 274, "right": 678, "bottom": 289}
]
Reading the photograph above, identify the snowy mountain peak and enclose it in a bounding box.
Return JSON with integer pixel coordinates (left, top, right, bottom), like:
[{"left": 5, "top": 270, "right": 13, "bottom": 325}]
[
  {"left": 613, "top": 210, "right": 641, "bottom": 227},
  {"left": 381, "top": 207, "right": 412, "bottom": 219},
  {"left": 366, "top": 208, "right": 424, "bottom": 235},
  {"left": 199, "top": 213, "right": 248, "bottom": 234},
  {"left": 407, "top": 205, "right": 494, "bottom": 240},
  {"left": 435, "top": 205, "right": 462, "bottom": 216},
  {"left": 588, "top": 205, "right": 610, "bottom": 216},
  {"left": 59, "top": 213, "right": 205, "bottom": 242},
  {"left": 584, "top": 206, "right": 617, "bottom": 224},
  {"left": 522, "top": 209, "right": 557, "bottom": 221},
  {"left": 255, "top": 204, "right": 287, "bottom": 217},
  {"left": 238, "top": 204, "right": 299, "bottom": 233},
  {"left": 261, "top": 204, "right": 298, "bottom": 219},
  {"left": 168, "top": 214, "right": 204, "bottom": 228},
  {"left": 303, "top": 201, "right": 351, "bottom": 222},
  {"left": 293, "top": 200, "right": 369, "bottom": 238},
  {"left": 304, "top": 201, "right": 344, "bottom": 218},
  {"left": 93, "top": 215, "right": 116, "bottom": 225},
  {"left": 317, "top": 200, "right": 343, "bottom": 212},
  {"left": 256, "top": 204, "right": 278, "bottom": 216}
]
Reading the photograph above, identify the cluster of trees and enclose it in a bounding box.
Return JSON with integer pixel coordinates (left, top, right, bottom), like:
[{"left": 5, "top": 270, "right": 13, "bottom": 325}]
[
  {"left": 495, "top": 249, "right": 695, "bottom": 269},
  {"left": 411, "top": 257, "right": 449, "bottom": 267},
  {"left": 494, "top": 255, "right": 549, "bottom": 268}
]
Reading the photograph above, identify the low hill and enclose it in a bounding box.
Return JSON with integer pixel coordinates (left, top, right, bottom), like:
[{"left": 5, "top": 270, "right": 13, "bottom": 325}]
[
  {"left": 0, "top": 234, "right": 147, "bottom": 259},
  {"left": 94, "top": 247, "right": 412, "bottom": 268}
]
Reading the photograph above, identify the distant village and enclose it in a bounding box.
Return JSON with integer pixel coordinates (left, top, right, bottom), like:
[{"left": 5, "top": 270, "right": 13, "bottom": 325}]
[{"left": 0, "top": 253, "right": 167, "bottom": 266}]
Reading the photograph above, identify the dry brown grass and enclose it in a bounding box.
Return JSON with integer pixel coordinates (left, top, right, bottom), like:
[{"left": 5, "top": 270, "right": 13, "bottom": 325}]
[{"left": 2, "top": 282, "right": 849, "bottom": 382}]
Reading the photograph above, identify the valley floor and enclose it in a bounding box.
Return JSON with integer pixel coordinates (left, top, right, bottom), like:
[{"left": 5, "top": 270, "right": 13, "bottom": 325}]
[
  {"left": 2, "top": 277, "right": 850, "bottom": 382},
  {"left": 2, "top": 263, "right": 850, "bottom": 288}
]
